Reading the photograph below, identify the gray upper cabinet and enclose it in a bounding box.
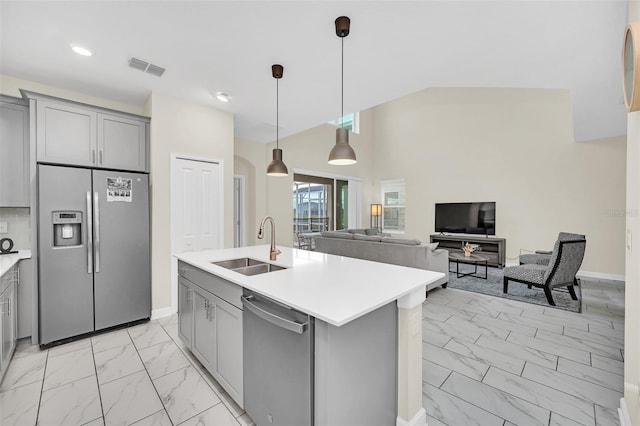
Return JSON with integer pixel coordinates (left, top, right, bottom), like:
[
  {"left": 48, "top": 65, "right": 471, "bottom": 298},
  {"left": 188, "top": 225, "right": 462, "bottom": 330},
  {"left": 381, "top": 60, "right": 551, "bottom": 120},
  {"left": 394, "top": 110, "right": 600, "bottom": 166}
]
[
  {"left": 97, "top": 113, "right": 146, "bottom": 171},
  {"left": 0, "top": 100, "right": 30, "bottom": 207},
  {"left": 36, "top": 99, "right": 96, "bottom": 167},
  {"left": 29, "top": 92, "right": 149, "bottom": 172}
]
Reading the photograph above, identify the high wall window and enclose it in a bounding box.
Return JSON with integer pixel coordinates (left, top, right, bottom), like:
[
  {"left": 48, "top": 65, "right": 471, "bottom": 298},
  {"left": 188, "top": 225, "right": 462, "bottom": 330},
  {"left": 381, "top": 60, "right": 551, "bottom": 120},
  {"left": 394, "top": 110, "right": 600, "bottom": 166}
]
[
  {"left": 328, "top": 112, "right": 359, "bottom": 134},
  {"left": 381, "top": 179, "right": 405, "bottom": 232}
]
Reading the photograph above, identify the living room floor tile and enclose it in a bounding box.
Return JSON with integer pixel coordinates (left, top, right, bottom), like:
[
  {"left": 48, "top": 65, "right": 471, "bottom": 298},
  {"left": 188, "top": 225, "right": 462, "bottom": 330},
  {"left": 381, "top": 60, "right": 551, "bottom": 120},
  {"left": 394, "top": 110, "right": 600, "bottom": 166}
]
[
  {"left": 557, "top": 358, "right": 623, "bottom": 391},
  {"left": 422, "top": 382, "right": 503, "bottom": 426},
  {"left": 564, "top": 325, "right": 624, "bottom": 349},
  {"left": 496, "top": 311, "right": 564, "bottom": 334},
  {"left": 468, "top": 312, "right": 537, "bottom": 337},
  {"left": 440, "top": 372, "right": 550, "bottom": 426},
  {"left": 422, "top": 317, "right": 482, "bottom": 344},
  {"left": 422, "top": 341, "right": 488, "bottom": 381},
  {"left": 482, "top": 366, "right": 595, "bottom": 425},
  {"left": 445, "top": 314, "right": 510, "bottom": 341},
  {"left": 590, "top": 353, "right": 624, "bottom": 376},
  {"left": 535, "top": 329, "right": 623, "bottom": 360},
  {"left": 475, "top": 335, "right": 558, "bottom": 370},
  {"left": 443, "top": 338, "right": 525, "bottom": 375},
  {"left": 521, "top": 363, "right": 623, "bottom": 410},
  {"left": 507, "top": 331, "right": 591, "bottom": 365}
]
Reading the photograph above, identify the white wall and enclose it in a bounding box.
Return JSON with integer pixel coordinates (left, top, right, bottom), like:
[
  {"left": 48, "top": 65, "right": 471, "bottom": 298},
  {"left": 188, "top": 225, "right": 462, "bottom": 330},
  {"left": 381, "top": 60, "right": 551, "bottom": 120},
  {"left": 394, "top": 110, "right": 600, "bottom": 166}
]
[
  {"left": 0, "top": 208, "right": 30, "bottom": 249},
  {"left": 624, "top": 3, "right": 640, "bottom": 424},
  {"left": 234, "top": 138, "right": 267, "bottom": 246},
  {"left": 371, "top": 87, "right": 626, "bottom": 276},
  {"left": 0, "top": 74, "right": 145, "bottom": 115},
  {"left": 147, "top": 92, "right": 234, "bottom": 311}
]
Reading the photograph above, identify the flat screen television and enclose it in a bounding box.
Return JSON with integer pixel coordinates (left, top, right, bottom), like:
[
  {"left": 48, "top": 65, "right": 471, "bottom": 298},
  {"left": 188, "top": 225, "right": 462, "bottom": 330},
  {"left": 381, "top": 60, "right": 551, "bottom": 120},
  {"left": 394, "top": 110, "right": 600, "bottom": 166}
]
[{"left": 435, "top": 202, "right": 496, "bottom": 236}]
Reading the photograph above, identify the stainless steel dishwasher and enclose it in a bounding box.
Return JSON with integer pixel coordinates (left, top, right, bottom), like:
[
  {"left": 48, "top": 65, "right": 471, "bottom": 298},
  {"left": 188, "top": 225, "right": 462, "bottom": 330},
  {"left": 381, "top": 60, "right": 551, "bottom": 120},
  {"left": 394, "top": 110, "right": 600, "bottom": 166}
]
[{"left": 242, "top": 290, "right": 314, "bottom": 426}]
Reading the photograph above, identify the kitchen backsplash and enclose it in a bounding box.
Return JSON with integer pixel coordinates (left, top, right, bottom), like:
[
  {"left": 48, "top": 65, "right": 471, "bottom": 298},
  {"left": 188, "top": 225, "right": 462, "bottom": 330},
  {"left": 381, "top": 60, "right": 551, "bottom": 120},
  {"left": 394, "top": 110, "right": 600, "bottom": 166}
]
[{"left": 0, "top": 207, "right": 31, "bottom": 250}]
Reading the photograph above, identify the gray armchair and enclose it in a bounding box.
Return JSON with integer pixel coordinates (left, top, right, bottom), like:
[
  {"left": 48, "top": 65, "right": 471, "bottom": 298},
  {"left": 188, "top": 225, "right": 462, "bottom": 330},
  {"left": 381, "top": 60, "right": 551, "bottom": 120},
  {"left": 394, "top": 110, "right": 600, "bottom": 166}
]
[
  {"left": 504, "top": 236, "right": 586, "bottom": 306},
  {"left": 519, "top": 232, "right": 585, "bottom": 267}
]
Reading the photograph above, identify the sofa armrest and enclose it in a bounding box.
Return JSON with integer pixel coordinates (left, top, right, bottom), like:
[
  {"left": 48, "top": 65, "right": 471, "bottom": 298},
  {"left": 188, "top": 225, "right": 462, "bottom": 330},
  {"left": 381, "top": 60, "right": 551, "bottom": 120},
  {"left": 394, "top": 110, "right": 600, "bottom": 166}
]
[{"left": 426, "top": 248, "right": 449, "bottom": 288}]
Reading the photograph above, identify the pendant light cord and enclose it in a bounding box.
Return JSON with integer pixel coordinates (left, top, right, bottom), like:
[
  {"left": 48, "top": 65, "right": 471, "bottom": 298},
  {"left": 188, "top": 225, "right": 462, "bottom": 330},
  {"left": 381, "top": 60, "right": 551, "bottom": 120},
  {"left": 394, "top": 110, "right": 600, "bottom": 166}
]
[
  {"left": 341, "top": 36, "right": 344, "bottom": 129},
  {"left": 276, "top": 77, "right": 279, "bottom": 149}
]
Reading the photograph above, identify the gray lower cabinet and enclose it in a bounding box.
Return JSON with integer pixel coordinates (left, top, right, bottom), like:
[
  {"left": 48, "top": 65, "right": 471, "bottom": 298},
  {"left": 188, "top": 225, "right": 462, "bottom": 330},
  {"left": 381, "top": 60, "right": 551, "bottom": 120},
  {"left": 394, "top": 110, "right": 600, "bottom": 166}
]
[
  {"left": 177, "top": 262, "right": 243, "bottom": 407},
  {"left": 192, "top": 286, "right": 216, "bottom": 369},
  {"left": 0, "top": 265, "right": 19, "bottom": 383},
  {"left": 178, "top": 278, "right": 193, "bottom": 348},
  {"left": 27, "top": 92, "right": 149, "bottom": 172},
  {"left": 0, "top": 98, "right": 29, "bottom": 207}
]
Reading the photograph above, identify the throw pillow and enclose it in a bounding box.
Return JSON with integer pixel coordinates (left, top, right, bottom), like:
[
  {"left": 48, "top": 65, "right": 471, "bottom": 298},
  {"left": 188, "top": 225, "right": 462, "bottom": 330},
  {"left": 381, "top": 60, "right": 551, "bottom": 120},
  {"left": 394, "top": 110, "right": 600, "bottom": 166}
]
[
  {"left": 321, "top": 231, "right": 354, "bottom": 240},
  {"left": 381, "top": 237, "right": 421, "bottom": 246},
  {"left": 347, "top": 229, "right": 367, "bottom": 235},
  {"left": 353, "top": 234, "right": 382, "bottom": 242},
  {"left": 427, "top": 242, "right": 439, "bottom": 251}
]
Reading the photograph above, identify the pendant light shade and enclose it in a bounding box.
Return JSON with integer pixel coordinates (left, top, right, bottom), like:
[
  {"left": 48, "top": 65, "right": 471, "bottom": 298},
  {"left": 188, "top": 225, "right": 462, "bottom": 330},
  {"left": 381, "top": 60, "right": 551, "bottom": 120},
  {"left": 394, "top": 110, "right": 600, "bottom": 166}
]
[
  {"left": 328, "top": 16, "right": 357, "bottom": 165},
  {"left": 267, "top": 64, "right": 289, "bottom": 176},
  {"left": 267, "top": 148, "right": 288, "bottom": 176},
  {"left": 328, "top": 128, "right": 356, "bottom": 165}
]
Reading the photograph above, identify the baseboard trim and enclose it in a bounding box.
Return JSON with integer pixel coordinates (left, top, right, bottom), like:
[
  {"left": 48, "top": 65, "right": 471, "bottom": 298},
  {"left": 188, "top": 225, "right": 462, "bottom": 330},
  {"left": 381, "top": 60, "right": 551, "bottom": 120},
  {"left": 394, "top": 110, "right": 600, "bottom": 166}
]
[
  {"left": 618, "top": 397, "right": 632, "bottom": 426},
  {"left": 396, "top": 408, "right": 427, "bottom": 426},
  {"left": 151, "top": 306, "right": 176, "bottom": 321},
  {"left": 576, "top": 270, "right": 625, "bottom": 283}
]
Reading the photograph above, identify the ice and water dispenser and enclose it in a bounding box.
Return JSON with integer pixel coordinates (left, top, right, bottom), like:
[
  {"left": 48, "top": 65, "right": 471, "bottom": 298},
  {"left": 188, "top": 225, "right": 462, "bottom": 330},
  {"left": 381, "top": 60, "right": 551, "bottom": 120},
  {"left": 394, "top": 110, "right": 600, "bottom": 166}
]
[{"left": 52, "top": 211, "right": 82, "bottom": 247}]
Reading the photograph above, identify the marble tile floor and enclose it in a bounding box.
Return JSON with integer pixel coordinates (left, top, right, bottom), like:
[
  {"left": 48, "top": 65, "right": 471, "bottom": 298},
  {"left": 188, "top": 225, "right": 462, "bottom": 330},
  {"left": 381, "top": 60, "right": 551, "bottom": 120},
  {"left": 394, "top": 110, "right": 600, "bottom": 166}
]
[
  {"left": 0, "top": 314, "right": 254, "bottom": 426},
  {"left": 0, "top": 278, "right": 624, "bottom": 426},
  {"left": 423, "top": 278, "right": 625, "bottom": 426}
]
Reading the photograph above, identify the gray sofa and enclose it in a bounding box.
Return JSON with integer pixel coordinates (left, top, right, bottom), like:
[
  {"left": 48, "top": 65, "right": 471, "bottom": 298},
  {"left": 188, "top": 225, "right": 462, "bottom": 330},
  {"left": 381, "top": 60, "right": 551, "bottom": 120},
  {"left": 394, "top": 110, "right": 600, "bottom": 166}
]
[{"left": 314, "top": 229, "right": 449, "bottom": 292}]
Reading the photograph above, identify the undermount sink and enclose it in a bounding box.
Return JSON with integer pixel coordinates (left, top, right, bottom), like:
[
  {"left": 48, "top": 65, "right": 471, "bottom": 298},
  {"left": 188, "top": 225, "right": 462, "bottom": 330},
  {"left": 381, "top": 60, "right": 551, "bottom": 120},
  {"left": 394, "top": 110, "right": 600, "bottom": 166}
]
[{"left": 212, "top": 257, "right": 287, "bottom": 276}]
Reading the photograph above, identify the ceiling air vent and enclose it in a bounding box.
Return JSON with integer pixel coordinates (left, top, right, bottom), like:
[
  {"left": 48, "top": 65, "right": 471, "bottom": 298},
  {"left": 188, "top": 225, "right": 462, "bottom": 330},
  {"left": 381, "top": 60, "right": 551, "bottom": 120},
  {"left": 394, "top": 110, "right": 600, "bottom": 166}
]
[{"left": 128, "top": 57, "right": 166, "bottom": 77}]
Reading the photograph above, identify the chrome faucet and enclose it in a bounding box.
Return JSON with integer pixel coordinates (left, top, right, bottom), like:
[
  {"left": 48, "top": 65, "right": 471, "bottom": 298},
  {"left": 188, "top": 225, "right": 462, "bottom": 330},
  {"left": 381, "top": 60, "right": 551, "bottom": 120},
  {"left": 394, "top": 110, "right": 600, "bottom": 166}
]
[{"left": 258, "top": 216, "right": 281, "bottom": 261}]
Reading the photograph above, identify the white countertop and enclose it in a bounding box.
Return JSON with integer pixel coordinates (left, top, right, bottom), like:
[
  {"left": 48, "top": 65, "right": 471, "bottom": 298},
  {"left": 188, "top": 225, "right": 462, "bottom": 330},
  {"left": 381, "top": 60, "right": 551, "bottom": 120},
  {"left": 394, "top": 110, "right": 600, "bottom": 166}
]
[
  {"left": 175, "top": 245, "right": 444, "bottom": 327},
  {"left": 0, "top": 250, "right": 31, "bottom": 277}
]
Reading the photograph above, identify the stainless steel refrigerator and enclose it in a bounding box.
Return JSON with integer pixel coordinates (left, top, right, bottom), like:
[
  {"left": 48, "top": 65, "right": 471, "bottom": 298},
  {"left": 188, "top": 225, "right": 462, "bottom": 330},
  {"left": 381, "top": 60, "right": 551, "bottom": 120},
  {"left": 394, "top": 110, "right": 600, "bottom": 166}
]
[{"left": 38, "top": 164, "right": 150, "bottom": 345}]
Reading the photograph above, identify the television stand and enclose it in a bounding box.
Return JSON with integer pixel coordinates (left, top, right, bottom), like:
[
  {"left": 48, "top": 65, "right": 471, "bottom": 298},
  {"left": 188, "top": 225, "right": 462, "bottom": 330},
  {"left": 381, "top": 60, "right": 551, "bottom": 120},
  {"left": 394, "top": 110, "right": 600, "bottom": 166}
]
[{"left": 430, "top": 234, "right": 506, "bottom": 268}]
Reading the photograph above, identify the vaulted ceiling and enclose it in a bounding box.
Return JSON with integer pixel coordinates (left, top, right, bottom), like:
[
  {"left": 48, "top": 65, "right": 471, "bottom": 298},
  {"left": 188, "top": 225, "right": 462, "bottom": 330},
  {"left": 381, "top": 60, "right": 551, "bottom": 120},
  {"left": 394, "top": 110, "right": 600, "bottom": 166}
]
[{"left": 0, "top": 1, "right": 628, "bottom": 142}]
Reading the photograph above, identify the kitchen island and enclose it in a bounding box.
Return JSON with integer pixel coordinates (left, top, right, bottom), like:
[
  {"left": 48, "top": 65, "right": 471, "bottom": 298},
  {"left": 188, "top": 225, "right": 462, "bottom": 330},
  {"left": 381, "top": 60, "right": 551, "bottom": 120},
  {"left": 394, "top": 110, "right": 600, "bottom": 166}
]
[{"left": 175, "top": 245, "right": 443, "bottom": 426}]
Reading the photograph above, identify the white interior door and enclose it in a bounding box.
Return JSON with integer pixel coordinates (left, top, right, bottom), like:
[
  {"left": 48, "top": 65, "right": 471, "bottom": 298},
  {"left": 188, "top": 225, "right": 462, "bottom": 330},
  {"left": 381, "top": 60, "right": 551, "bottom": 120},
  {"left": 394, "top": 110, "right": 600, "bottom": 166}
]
[
  {"left": 174, "top": 158, "right": 221, "bottom": 253},
  {"left": 171, "top": 155, "right": 223, "bottom": 314}
]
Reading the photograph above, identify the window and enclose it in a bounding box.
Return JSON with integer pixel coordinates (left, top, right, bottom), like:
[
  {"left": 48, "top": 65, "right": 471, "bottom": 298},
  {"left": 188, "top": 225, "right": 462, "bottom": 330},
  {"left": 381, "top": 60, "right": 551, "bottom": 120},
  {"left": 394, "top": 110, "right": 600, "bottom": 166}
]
[
  {"left": 328, "top": 112, "right": 359, "bottom": 134},
  {"left": 381, "top": 179, "right": 405, "bottom": 232}
]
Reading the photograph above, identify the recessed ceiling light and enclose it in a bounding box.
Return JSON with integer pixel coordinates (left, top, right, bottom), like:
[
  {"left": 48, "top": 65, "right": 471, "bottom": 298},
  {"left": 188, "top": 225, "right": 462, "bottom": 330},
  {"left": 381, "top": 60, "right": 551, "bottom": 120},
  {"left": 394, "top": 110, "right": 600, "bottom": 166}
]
[
  {"left": 216, "top": 92, "right": 230, "bottom": 103},
  {"left": 70, "top": 44, "right": 92, "bottom": 57}
]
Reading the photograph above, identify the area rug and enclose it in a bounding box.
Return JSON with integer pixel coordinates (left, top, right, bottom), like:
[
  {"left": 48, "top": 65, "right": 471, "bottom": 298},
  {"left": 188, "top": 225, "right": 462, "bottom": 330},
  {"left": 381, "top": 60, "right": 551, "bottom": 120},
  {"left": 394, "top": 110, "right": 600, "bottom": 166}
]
[{"left": 446, "top": 265, "right": 582, "bottom": 312}]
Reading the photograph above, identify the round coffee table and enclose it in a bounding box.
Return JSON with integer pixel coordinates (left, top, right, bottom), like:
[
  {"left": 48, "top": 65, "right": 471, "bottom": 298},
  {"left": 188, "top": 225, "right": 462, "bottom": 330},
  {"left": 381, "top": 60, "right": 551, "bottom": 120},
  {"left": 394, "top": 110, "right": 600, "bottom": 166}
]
[{"left": 448, "top": 251, "right": 489, "bottom": 279}]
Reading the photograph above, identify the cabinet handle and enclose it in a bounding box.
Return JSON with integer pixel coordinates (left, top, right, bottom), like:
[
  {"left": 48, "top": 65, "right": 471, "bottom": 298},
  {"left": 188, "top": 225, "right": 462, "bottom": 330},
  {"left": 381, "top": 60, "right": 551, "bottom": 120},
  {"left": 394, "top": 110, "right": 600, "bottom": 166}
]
[
  {"left": 92, "top": 149, "right": 96, "bottom": 164},
  {"left": 99, "top": 150, "right": 103, "bottom": 164},
  {"left": 204, "top": 299, "right": 210, "bottom": 320}
]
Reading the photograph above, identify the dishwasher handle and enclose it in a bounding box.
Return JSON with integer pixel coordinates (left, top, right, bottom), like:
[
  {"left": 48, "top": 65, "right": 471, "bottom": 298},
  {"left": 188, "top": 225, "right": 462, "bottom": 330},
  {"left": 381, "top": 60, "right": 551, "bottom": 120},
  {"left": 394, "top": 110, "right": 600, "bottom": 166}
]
[{"left": 241, "top": 295, "right": 308, "bottom": 335}]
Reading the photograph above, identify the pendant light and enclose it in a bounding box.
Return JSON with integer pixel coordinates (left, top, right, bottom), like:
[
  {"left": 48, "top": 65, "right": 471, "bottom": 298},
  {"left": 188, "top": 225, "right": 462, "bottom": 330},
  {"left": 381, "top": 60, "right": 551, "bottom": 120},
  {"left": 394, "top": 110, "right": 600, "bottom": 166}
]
[
  {"left": 328, "top": 16, "right": 357, "bottom": 166},
  {"left": 267, "top": 64, "right": 289, "bottom": 176}
]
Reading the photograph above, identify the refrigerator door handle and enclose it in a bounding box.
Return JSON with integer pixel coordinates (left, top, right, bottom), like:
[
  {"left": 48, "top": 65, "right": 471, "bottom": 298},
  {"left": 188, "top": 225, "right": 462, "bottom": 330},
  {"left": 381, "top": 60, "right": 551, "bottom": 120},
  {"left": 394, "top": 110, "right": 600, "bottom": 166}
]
[
  {"left": 94, "top": 192, "right": 100, "bottom": 273},
  {"left": 87, "top": 192, "right": 93, "bottom": 274}
]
